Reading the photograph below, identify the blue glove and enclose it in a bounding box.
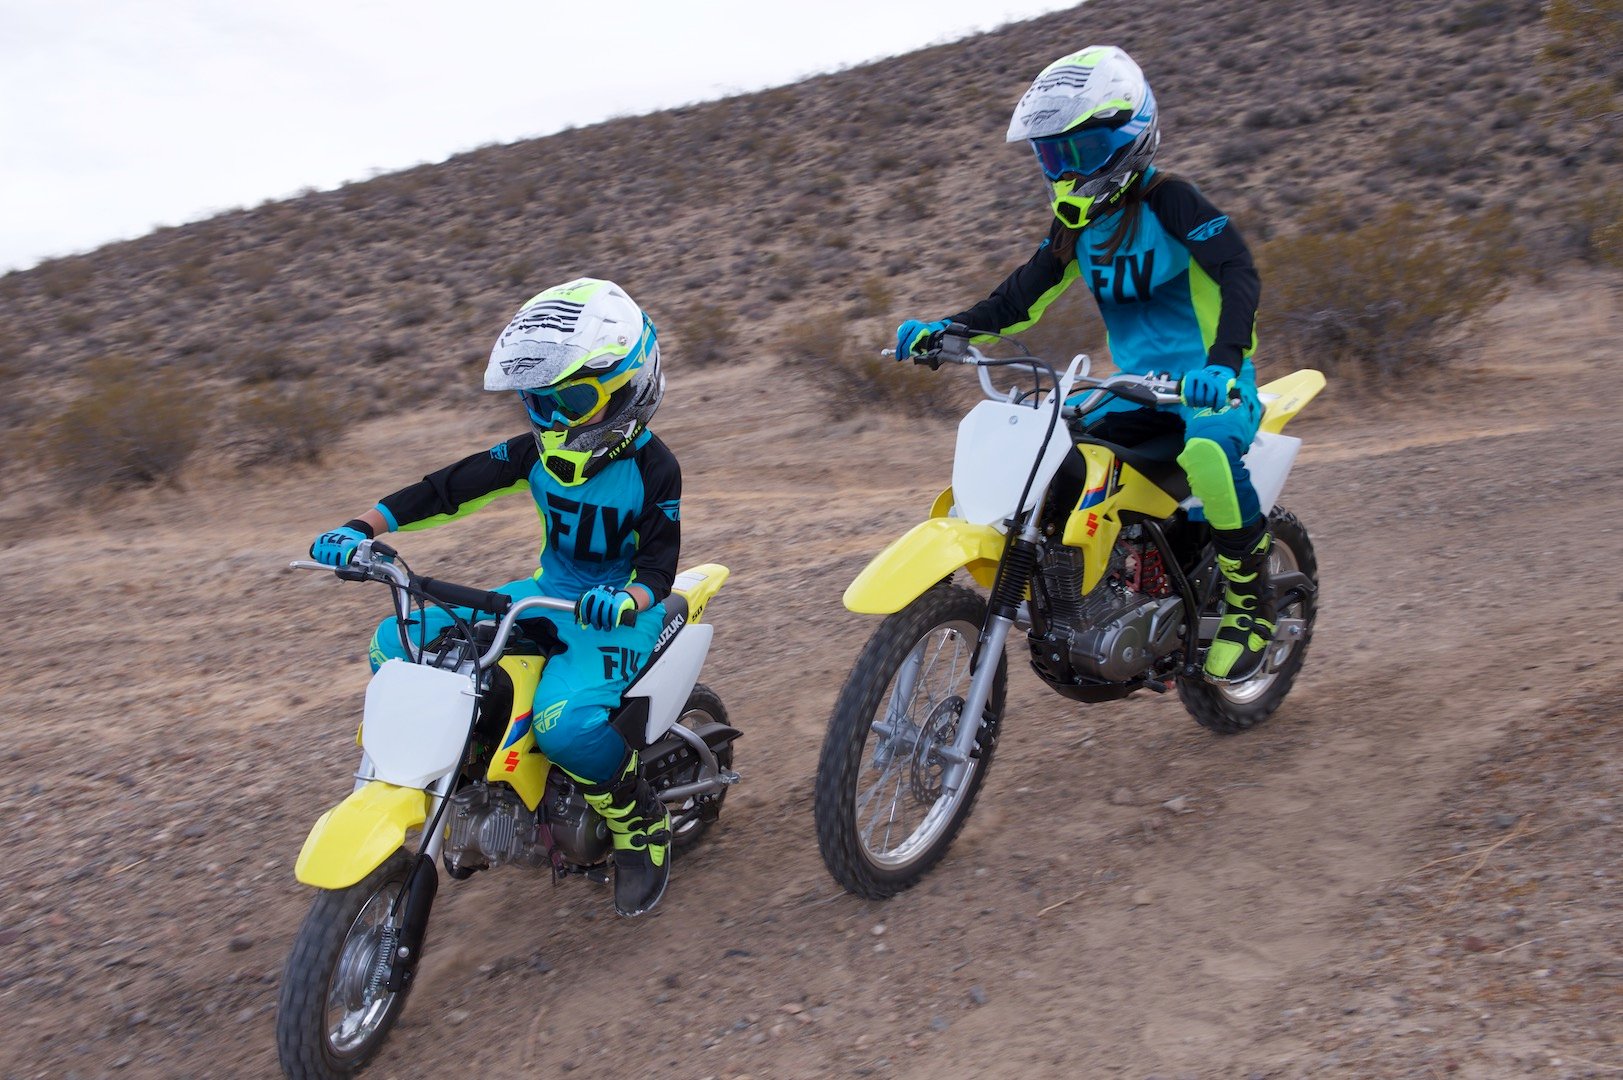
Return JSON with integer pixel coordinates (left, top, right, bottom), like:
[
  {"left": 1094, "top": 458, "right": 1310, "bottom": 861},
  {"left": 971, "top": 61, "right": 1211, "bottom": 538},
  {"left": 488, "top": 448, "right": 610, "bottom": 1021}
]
[
  {"left": 895, "top": 318, "right": 949, "bottom": 359},
  {"left": 1180, "top": 364, "right": 1237, "bottom": 410},
  {"left": 310, "top": 524, "right": 368, "bottom": 567},
  {"left": 576, "top": 586, "right": 636, "bottom": 631}
]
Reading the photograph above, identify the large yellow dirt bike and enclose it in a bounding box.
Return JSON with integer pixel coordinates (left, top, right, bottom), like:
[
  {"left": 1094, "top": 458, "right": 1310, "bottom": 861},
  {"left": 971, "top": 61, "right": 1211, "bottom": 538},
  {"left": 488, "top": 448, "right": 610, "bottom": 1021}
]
[
  {"left": 275, "top": 540, "right": 739, "bottom": 1078},
  {"left": 814, "top": 330, "right": 1323, "bottom": 899}
]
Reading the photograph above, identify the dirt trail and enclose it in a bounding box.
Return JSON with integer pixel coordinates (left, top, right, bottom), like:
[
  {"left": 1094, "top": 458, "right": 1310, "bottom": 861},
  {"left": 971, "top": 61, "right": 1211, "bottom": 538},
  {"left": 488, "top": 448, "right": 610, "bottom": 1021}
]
[{"left": 0, "top": 276, "right": 1618, "bottom": 1079}]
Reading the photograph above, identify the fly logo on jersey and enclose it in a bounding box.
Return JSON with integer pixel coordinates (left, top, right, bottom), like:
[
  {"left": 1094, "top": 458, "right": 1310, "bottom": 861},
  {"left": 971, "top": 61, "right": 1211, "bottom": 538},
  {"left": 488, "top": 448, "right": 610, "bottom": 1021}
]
[
  {"left": 545, "top": 493, "right": 637, "bottom": 562},
  {"left": 1088, "top": 250, "right": 1156, "bottom": 304},
  {"left": 657, "top": 499, "right": 680, "bottom": 522},
  {"left": 1187, "top": 216, "right": 1229, "bottom": 242}
]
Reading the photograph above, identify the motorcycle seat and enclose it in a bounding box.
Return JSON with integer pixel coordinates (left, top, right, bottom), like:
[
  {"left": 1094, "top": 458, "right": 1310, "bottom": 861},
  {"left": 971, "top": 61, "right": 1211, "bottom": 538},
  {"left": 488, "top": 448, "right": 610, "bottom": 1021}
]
[{"left": 1075, "top": 434, "right": 1192, "bottom": 501}]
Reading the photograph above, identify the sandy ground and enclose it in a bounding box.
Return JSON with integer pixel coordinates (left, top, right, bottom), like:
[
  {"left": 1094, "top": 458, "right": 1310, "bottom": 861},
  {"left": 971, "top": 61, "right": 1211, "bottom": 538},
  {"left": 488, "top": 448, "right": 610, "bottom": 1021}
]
[{"left": 0, "top": 274, "right": 1618, "bottom": 1079}]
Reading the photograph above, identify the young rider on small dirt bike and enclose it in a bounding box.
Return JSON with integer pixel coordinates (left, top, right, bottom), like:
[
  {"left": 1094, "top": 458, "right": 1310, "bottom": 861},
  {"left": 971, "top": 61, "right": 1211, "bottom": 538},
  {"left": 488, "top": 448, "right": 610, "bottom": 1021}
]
[
  {"left": 308, "top": 277, "right": 681, "bottom": 918},
  {"left": 896, "top": 45, "right": 1275, "bottom": 683}
]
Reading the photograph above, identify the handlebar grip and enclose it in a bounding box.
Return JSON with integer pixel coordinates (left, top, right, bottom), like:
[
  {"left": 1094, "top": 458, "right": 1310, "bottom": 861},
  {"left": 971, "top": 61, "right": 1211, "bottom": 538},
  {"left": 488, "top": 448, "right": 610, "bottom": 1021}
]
[
  {"left": 413, "top": 576, "right": 514, "bottom": 615},
  {"left": 1112, "top": 383, "right": 1161, "bottom": 406}
]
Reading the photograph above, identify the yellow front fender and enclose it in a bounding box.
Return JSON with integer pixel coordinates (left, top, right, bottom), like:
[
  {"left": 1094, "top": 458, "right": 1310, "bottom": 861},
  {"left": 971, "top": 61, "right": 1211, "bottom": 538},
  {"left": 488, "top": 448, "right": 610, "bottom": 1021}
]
[
  {"left": 844, "top": 518, "right": 1007, "bottom": 615},
  {"left": 294, "top": 781, "right": 430, "bottom": 889}
]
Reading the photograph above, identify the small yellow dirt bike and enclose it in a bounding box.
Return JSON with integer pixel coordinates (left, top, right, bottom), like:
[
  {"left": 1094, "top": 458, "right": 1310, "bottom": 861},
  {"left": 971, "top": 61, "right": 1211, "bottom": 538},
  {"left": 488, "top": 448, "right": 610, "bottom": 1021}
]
[
  {"left": 275, "top": 541, "right": 739, "bottom": 1078},
  {"left": 814, "top": 331, "right": 1323, "bottom": 899}
]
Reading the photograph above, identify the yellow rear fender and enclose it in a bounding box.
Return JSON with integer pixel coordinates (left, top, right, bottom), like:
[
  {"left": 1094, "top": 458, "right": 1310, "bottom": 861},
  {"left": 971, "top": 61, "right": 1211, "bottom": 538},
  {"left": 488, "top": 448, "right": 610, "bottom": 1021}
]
[
  {"left": 670, "top": 563, "right": 730, "bottom": 624},
  {"left": 1258, "top": 370, "right": 1326, "bottom": 434},
  {"left": 294, "top": 781, "right": 429, "bottom": 889},
  {"left": 844, "top": 518, "right": 1007, "bottom": 615}
]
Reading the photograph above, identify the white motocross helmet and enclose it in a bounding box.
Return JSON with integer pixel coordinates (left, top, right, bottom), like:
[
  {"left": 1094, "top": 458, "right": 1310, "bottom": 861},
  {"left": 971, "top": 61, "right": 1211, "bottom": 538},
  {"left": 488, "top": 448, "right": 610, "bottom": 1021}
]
[
  {"left": 484, "top": 278, "right": 664, "bottom": 485},
  {"left": 1007, "top": 45, "right": 1161, "bottom": 229}
]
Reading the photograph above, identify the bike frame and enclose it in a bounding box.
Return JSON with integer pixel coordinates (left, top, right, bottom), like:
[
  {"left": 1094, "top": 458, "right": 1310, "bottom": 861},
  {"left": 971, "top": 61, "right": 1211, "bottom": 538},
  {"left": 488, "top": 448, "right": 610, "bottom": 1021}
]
[
  {"left": 843, "top": 345, "right": 1326, "bottom": 797},
  {"left": 290, "top": 552, "right": 735, "bottom": 889}
]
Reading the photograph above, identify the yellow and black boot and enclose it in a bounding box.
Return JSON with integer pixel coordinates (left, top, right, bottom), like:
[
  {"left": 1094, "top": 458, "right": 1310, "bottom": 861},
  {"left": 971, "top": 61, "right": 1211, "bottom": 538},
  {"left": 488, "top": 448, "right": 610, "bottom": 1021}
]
[
  {"left": 1205, "top": 519, "right": 1277, "bottom": 682},
  {"left": 579, "top": 752, "right": 671, "bottom": 917}
]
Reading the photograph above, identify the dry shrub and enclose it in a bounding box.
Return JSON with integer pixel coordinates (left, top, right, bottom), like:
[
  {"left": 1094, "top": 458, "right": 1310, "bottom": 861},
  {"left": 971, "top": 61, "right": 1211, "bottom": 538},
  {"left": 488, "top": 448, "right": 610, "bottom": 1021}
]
[
  {"left": 1542, "top": 0, "right": 1622, "bottom": 129},
  {"left": 667, "top": 302, "right": 736, "bottom": 367},
  {"left": 1570, "top": 189, "right": 1623, "bottom": 268},
  {"left": 793, "top": 314, "right": 964, "bottom": 419},
  {"left": 42, "top": 357, "right": 207, "bottom": 487},
  {"left": 1257, "top": 202, "right": 1512, "bottom": 380},
  {"left": 233, "top": 381, "right": 347, "bottom": 465}
]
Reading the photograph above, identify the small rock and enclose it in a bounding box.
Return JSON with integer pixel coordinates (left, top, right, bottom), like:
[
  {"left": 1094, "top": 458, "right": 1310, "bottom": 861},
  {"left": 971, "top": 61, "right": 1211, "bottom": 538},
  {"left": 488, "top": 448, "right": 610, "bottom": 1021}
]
[
  {"left": 227, "top": 936, "right": 253, "bottom": 953},
  {"left": 871, "top": 923, "right": 886, "bottom": 936},
  {"left": 1161, "top": 795, "right": 1191, "bottom": 814},
  {"left": 1108, "top": 787, "right": 1137, "bottom": 806},
  {"left": 930, "top": 1016, "right": 950, "bottom": 1032},
  {"left": 873, "top": 942, "right": 888, "bottom": 954},
  {"left": 1461, "top": 936, "right": 1490, "bottom": 953},
  {"left": 235, "top": 1007, "right": 255, "bottom": 1024},
  {"left": 1492, "top": 813, "right": 1518, "bottom": 829},
  {"left": 447, "top": 1009, "right": 470, "bottom": 1025},
  {"left": 968, "top": 986, "right": 988, "bottom": 1006},
  {"left": 181, "top": 824, "right": 207, "bottom": 839},
  {"left": 723, "top": 948, "right": 752, "bottom": 959},
  {"left": 1131, "top": 888, "right": 1155, "bottom": 907},
  {"left": 779, "top": 1003, "right": 803, "bottom": 1015},
  {"left": 663, "top": 972, "right": 681, "bottom": 988}
]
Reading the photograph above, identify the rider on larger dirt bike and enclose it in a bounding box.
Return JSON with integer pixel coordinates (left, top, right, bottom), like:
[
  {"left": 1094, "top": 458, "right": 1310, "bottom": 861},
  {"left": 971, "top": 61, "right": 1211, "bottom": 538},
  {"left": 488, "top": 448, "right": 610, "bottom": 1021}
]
[
  {"left": 308, "top": 277, "right": 681, "bottom": 917},
  {"left": 895, "top": 45, "right": 1274, "bottom": 683}
]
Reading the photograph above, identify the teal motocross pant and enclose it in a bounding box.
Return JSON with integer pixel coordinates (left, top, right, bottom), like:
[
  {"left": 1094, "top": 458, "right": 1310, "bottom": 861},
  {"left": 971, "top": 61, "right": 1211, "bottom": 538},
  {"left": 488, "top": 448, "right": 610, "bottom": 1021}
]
[
  {"left": 1082, "top": 361, "right": 1265, "bottom": 531},
  {"left": 368, "top": 576, "right": 663, "bottom": 782}
]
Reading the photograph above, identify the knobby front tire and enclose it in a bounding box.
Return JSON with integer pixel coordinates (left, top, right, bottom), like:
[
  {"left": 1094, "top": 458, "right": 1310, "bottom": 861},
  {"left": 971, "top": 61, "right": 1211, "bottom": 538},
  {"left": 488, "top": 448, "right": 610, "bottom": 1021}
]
[
  {"left": 814, "top": 584, "right": 1007, "bottom": 899},
  {"left": 276, "top": 850, "right": 417, "bottom": 1079}
]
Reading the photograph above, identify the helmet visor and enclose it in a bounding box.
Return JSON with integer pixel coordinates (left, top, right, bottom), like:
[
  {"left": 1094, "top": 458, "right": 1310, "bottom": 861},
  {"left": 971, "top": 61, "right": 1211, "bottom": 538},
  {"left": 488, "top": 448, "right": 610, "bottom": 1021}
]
[
  {"left": 520, "top": 378, "right": 608, "bottom": 430},
  {"left": 1031, "top": 126, "right": 1135, "bottom": 182}
]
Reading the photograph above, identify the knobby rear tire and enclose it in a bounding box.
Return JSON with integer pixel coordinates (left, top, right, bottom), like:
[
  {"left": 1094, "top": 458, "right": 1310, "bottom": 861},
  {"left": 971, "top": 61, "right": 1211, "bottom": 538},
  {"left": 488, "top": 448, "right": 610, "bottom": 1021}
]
[
  {"left": 665, "top": 683, "right": 732, "bottom": 856},
  {"left": 1178, "top": 507, "right": 1318, "bottom": 734}
]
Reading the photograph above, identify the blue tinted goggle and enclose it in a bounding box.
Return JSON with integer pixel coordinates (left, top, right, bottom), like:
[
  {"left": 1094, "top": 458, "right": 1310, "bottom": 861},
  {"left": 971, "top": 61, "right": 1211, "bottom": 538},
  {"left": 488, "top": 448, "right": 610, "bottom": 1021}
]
[
  {"left": 1030, "top": 126, "right": 1134, "bottom": 181},
  {"left": 520, "top": 379, "right": 608, "bottom": 429}
]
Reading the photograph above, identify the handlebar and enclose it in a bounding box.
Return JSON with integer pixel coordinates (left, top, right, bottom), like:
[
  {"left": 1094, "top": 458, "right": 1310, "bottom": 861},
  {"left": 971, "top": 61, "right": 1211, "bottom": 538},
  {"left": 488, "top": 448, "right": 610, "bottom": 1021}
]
[
  {"left": 887, "top": 328, "right": 1243, "bottom": 414},
  {"left": 289, "top": 541, "right": 637, "bottom": 670}
]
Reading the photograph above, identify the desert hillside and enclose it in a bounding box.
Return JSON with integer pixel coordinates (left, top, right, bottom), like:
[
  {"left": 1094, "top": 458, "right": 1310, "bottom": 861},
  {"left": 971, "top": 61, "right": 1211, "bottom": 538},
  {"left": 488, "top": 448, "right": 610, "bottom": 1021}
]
[{"left": 1, "top": 0, "right": 1619, "bottom": 1077}]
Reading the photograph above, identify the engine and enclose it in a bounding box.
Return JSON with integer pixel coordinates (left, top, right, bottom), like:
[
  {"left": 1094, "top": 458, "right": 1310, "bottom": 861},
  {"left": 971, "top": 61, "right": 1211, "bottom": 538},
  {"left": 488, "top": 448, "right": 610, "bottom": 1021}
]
[
  {"left": 442, "top": 775, "right": 610, "bottom": 876},
  {"left": 1031, "top": 530, "right": 1185, "bottom": 685}
]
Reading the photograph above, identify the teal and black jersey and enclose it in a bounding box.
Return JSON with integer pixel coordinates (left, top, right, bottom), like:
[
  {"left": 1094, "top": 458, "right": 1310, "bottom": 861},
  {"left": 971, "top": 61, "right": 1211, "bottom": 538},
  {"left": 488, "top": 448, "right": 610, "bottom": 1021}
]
[
  {"left": 948, "top": 170, "right": 1259, "bottom": 376},
  {"left": 374, "top": 430, "right": 681, "bottom": 601}
]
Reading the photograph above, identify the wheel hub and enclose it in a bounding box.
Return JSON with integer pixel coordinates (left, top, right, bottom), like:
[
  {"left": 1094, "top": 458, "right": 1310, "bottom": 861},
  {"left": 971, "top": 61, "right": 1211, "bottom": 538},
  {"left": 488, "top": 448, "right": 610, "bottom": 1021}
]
[{"left": 909, "top": 695, "right": 964, "bottom": 802}]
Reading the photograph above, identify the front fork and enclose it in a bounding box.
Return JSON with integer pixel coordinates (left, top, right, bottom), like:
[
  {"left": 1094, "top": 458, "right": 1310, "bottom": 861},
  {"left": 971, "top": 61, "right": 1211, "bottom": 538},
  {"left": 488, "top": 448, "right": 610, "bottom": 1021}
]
[
  {"left": 933, "top": 515, "right": 1036, "bottom": 796},
  {"left": 935, "top": 613, "right": 1014, "bottom": 796},
  {"left": 380, "top": 767, "right": 456, "bottom": 994}
]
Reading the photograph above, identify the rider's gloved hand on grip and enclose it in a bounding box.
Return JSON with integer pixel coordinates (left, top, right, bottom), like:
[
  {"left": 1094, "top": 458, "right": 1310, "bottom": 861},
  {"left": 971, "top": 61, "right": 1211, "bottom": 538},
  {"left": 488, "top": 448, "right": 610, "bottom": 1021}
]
[
  {"left": 1180, "top": 364, "right": 1238, "bottom": 410},
  {"left": 895, "top": 318, "right": 949, "bottom": 360},
  {"left": 576, "top": 586, "right": 637, "bottom": 631},
  {"left": 310, "top": 521, "right": 372, "bottom": 567}
]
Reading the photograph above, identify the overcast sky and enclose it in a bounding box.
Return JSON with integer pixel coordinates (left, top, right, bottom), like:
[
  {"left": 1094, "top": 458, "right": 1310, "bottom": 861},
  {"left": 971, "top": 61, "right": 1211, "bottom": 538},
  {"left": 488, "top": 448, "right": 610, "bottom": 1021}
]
[{"left": 0, "top": 0, "right": 1080, "bottom": 273}]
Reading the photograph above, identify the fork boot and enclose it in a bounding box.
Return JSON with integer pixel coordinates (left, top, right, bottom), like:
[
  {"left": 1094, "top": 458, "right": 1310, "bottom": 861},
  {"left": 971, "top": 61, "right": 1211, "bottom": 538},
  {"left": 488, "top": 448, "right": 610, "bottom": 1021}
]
[
  {"left": 577, "top": 751, "right": 671, "bottom": 917},
  {"left": 1205, "top": 518, "right": 1277, "bottom": 682}
]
